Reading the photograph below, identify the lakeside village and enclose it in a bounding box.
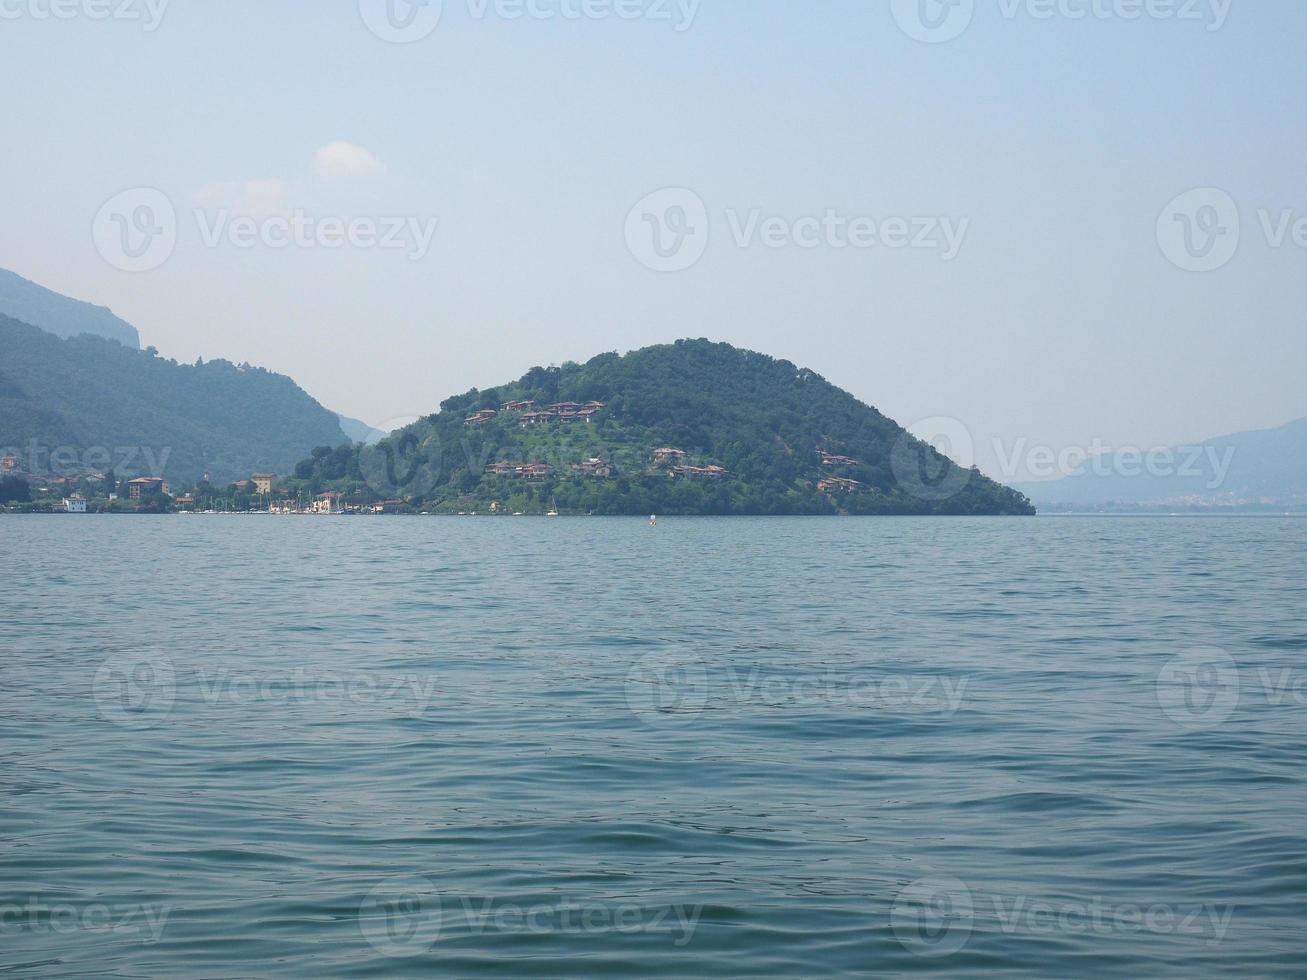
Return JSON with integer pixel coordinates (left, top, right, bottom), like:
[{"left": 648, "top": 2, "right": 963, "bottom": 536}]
[{"left": 0, "top": 397, "right": 869, "bottom": 514}]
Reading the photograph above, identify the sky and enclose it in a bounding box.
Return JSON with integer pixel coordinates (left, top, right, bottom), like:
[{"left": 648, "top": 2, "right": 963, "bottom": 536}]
[{"left": 2, "top": 0, "right": 1304, "bottom": 481}]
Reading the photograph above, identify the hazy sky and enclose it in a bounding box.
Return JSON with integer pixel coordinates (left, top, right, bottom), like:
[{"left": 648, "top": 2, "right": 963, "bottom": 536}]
[{"left": 2, "top": 0, "right": 1304, "bottom": 479}]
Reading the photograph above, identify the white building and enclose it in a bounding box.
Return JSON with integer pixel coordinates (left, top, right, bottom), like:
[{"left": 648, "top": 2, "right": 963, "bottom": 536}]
[{"left": 63, "top": 496, "right": 87, "bottom": 513}]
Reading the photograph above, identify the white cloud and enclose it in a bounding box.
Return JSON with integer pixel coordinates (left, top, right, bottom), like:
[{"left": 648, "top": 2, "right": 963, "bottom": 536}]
[
  {"left": 312, "top": 141, "right": 389, "bottom": 186},
  {"left": 194, "top": 178, "right": 295, "bottom": 217}
]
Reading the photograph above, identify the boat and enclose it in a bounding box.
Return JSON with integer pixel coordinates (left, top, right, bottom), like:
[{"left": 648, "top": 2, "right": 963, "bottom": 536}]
[{"left": 546, "top": 498, "right": 559, "bottom": 517}]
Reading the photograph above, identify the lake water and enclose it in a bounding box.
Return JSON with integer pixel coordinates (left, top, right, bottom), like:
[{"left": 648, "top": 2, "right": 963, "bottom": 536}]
[{"left": 2, "top": 516, "right": 1305, "bottom": 977}]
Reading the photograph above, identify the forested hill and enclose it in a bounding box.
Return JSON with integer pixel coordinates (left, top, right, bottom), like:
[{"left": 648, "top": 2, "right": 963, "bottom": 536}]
[
  {"left": 0, "top": 267, "right": 140, "bottom": 349},
  {"left": 287, "top": 339, "right": 1034, "bottom": 516},
  {"left": 0, "top": 314, "right": 346, "bottom": 485}
]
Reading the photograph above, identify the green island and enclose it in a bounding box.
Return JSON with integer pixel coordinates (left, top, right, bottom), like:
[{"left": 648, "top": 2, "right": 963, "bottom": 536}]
[{"left": 283, "top": 340, "right": 1033, "bottom": 516}]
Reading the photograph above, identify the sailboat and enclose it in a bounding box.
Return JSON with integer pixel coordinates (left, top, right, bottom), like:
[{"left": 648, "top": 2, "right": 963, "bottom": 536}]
[{"left": 546, "top": 498, "right": 559, "bottom": 517}]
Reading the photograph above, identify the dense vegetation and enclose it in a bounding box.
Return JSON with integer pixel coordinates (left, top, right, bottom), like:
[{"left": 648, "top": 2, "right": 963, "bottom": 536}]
[
  {"left": 0, "top": 314, "right": 347, "bottom": 485},
  {"left": 0, "top": 267, "right": 140, "bottom": 348},
  {"left": 286, "top": 339, "right": 1034, "bottom": 516}
]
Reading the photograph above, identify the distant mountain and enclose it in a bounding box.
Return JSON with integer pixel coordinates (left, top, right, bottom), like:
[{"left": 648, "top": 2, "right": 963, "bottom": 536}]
[
  {"left": 1017, "top": 416, "right": 1307, "bottom": 510},
  {"left": 0, "top": 314, "right": 347, "bottom": 486},
  {"left": 288, "top": 339, "right": 1034, "bottom": 516},
  {"left": 0, "top": 267, "right": 140, "bottom": 349},
  {"left": 337, "top": 414, "right": 387, "bottom": 445}
]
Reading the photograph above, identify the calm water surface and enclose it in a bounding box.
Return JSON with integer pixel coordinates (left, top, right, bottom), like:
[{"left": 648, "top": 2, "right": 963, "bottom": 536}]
[{"left": 2, "top": 516, "right": 1305, "bottom": 977}]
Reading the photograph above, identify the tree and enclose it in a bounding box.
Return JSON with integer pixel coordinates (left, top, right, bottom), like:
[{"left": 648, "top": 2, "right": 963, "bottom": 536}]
[{"left": 0, "top": 476, "right": 30, "bottom": 503}]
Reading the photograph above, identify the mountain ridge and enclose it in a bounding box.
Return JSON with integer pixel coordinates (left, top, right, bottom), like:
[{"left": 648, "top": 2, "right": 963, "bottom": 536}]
[
  {"left": 0, "top": 314, "right": 348, "bottom": 486},
  {"left": 1016, "top": 415, "right": 1307, "bottom": 509},
  {"left": 0, "top": 267, "right": 140, "bottom": 349}
]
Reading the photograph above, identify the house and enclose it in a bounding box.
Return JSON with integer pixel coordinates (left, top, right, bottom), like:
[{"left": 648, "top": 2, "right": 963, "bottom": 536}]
[
  {"left": 582, "top": 401, "right": 606, "bottom": 409},
  {"left": 464, "top": 409, "right": 498, "bottom": 426},
  {"left": 62, "top": 495, "right": 87, "bottom": 513},
  {"left": 519, "top": 411, "right": 555, "bottom": 427},
  {"left": 818, "top": 477, "right": 861, "bottom": 494},
  {"left": 651, "top": 448, "right": 688, "bottom": 466},
  {"left": 173, "top": 495, "right": 196, "bottom": 510},
  {"left": 819, "top": 452, "right": 860, "bottom": 467},
  {"left": 502, "top": 399, "right": 535, "bottom": 413},
  {"left": 485, "top": 462, "right": 519, "bottom": 476},
  {"left": 516, "top": 463, "right": 554, "bottom": 479},
  {"left": 369, "top": 499, "right": 405, "bottom": 514},
  {"left": 127, "top": 477, "right": 164, "bottom": 500},
  {"left": 572, "top": 458, "right": 612, "bottom": 478},
  {"left": 251, "top": 473, "right": 275, "bottom": 494},
  {"left": 312, "top": 491, "right": 344, "bottom": 514},
  {"left": 672, "top": 464, "right": 727, "bottom": 480},
  {"left": 546, "top": 401, "right": 582, "bottom": 412},
  {"left": 0, "top": 454, "right": 18, "bottom": 472}
]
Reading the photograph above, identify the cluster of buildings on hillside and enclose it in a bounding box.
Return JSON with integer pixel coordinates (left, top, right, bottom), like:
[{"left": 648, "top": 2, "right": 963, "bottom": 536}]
[
  {"left": 819, "top": 451, "right": 859, "bottom": 467},
  {"left": 648, "top": 448, "right": 728, "bottom": 480},
  {"left": 465, "top": 400, "right": 607, "bottom": 427},
  {"left": 481, "top": 448, "right": 731, "bottom": 483},
  {"left": 816, "top": 450, "right": 863, "bottom": 494},
  {"left": 484, "top": 457, "right": 614, "bottom": 480}
]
